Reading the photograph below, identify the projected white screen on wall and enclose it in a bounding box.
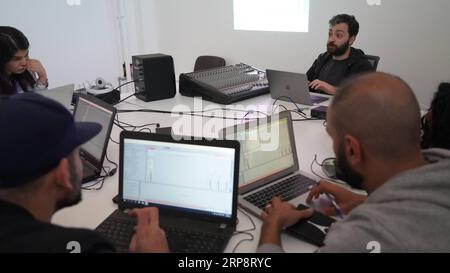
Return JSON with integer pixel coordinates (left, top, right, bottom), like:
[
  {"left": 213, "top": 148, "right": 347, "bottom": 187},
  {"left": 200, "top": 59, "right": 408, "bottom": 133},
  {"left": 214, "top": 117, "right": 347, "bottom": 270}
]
[{"left": 233, "top": 0, "right": 310, "bottom": 32}]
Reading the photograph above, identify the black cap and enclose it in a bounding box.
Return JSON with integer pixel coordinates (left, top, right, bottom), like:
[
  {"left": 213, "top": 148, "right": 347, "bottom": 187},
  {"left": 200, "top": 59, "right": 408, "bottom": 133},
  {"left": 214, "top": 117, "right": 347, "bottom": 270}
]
[{"left": 0, "top": 93, "right": 102, "bottom": 188}]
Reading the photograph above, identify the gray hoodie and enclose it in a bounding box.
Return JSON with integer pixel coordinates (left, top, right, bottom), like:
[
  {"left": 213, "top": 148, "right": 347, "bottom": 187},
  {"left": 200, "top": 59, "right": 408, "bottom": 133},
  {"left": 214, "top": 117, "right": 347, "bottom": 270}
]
[{"left": 258, "top": 149, "right": 450, "bottom": 253}]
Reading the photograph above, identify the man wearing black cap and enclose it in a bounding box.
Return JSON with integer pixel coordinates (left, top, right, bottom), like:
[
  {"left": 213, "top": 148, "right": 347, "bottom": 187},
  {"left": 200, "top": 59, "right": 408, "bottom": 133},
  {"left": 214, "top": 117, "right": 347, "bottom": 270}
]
[{"left": 0, "top": 93, "right": 169, "bottom": 253}]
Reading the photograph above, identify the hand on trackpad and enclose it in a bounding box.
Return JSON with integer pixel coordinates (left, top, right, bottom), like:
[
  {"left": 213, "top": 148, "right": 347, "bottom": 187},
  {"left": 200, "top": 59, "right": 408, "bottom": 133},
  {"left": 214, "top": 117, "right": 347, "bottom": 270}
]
[
  {"left": 287, "top": 203, "right": 336, "bottom": 246},
  {"left": 307, "top": 194, "right": 334, "bottom": 211}
]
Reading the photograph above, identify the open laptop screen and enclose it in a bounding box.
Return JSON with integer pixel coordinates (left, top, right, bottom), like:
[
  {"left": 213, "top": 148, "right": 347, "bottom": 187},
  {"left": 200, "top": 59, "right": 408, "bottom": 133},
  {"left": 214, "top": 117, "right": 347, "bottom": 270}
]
[
  {"left": 73, "top": 95, "right": 115, "bottom": 163},
  {"left": 37, "top": 84, "right": 74, "bottom": 109},
  {"left": 222, "top": 112, "right": 299, "bottom": 192},
  {"left": 122, "top": 138, "right": 237, "bottom": 218}
]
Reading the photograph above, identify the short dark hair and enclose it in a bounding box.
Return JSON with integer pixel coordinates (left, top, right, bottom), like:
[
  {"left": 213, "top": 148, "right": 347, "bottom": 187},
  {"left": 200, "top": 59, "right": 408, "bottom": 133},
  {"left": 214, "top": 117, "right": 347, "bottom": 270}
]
[{"left": 329, "top": 14, "right": 359, "bottom": 37}]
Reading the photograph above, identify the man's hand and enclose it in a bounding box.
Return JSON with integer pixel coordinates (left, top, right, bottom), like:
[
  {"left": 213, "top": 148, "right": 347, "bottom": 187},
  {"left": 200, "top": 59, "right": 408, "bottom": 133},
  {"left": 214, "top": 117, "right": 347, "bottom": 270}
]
[
  {"left": 307, "top": 180, "right": 367, "bottom": 216},
  {"left": 259, "top": 197, "right": 313, "bottom": 246},
  {"left": 309, "top": 80, "right": 337, "bottom": 95},
  {"left": 128, "top": 207, "right": 170, "bottom": 253},
  {"left": 27, "top": 59, "right": 48, "bottom": 86}
]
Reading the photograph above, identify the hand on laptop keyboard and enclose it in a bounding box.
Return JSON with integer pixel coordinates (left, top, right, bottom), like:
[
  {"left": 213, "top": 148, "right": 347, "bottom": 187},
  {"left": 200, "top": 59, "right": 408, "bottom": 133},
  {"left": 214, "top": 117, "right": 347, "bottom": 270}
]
[
  {"left": 244, "top": 174, "right": 315, "bottom": 210},
  {"left": 262, "top": 197, "right": 314, "bottom": 229},
  {"left": 260, "top": 197, "right": 314, "bottom": 246},
  {"left": 128, "top": 208, "right": 170, "bottom": 253}
]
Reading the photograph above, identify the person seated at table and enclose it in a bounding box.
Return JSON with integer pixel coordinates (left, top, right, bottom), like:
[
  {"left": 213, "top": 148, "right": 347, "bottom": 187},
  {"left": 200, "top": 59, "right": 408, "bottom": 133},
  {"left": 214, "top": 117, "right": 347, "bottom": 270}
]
[
  {"left": 421, "top": 82, "right": 450, "bottom": 150},
  {"left": 0, "top": 93, "right": 169, "bottom": 253},
  {"left": 307, "top": 14, "right": 373, "bottom": 95},
  {"left": 258, "top": 72, "right": 450, "bottom": 252},
  {"left": 0, "top": 26, "right": 48, "bottom": 95}
]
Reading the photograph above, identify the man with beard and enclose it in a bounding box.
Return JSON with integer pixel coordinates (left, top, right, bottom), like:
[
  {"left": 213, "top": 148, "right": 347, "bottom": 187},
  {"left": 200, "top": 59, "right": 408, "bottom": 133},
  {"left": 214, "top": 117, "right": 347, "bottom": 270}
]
[
  {"left": 258, "top": 72, "right": 450, "bottom": 252},
  {"left": 0, "top": 93, "right": 169, "bottom": 253},
  {"left": 307, "top": 14, "right": 373, "bottom": 95}
]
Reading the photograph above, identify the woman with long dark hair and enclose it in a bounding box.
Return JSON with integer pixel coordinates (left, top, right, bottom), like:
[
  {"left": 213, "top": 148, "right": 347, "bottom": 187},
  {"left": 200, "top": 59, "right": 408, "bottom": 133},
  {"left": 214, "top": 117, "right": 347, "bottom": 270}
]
[{"left": 0, "top": 26, "right": 48, "bottom": 95}]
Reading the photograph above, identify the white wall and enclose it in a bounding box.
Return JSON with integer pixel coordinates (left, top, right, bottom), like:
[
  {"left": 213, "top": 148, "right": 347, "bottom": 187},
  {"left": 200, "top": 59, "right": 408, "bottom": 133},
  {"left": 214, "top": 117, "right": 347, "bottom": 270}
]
[
  {"left": 136, "top": 0, "right": 450, "bottom": 107},
  {"left": 0, "top": 0, "right": 123, "bottom": 88},
  {"left": 115, "top": 0, "right": 160, "bottom": 89},
  {"left": 2, "top": 0, "right": 449, "bottom": 106}
]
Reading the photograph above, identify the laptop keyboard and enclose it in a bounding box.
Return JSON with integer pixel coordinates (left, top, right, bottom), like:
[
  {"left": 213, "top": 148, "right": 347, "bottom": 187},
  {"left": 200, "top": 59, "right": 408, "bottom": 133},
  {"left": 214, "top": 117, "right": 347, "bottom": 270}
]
[
  {"left": 310, "top": 95, "right": 329, "bottom": 104},
  {"left": 95, "top": 217, "right": 135, "bottom": 252},
  {"left": 95, "top": 216, "right": 228, "bottom": 253},
  {"left": 244, "top": 174, "right": 316, "bottom": 210},
  {"left": 164, "top": 226, "right": 228, "bottom": 253}
]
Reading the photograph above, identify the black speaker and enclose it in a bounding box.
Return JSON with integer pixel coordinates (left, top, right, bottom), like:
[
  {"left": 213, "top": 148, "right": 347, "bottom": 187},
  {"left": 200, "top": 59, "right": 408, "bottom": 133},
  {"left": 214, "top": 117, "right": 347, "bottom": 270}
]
[{"left": 132, "top": 53, "right": 176, "bottom": 102}]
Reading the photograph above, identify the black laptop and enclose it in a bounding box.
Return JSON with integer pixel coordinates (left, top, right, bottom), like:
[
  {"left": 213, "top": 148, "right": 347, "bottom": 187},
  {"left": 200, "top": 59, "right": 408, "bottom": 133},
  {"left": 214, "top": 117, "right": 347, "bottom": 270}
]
[
  {"left": 95, "top": 132, "right": 240, "bottom": 253},
  {"left": 73, "top": 94, "right": 116, "bottom": 183}
]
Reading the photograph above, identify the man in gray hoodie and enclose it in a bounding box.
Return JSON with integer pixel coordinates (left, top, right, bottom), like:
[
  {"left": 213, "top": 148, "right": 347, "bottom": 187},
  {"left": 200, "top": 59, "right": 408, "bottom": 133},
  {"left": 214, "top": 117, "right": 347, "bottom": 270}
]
[{"left": 258, "top": 72, "right": 450, "bottom": 253}]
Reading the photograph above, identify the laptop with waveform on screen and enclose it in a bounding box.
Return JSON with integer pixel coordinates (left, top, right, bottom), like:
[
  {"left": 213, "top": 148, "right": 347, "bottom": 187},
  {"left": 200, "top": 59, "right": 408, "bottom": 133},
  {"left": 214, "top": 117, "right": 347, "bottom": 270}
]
[
  {"left": 220, "top": 111, "right": 337, "bottom": 247},
  {"left": 95, "top": 132, "right": 240, "bottom": 253},
  {"left": 220, "top": 111, "right": 317, "bottom": 217}
]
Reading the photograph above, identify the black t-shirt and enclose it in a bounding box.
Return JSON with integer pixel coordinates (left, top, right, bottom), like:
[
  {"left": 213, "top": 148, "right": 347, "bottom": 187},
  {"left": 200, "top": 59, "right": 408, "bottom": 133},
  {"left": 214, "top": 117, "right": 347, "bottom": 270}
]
[
  {"left": 0, "top": 200, "right": 116, "bottom": 253},
  {"left": 317, "top": 58, "right": 349, "bottom": 87}
]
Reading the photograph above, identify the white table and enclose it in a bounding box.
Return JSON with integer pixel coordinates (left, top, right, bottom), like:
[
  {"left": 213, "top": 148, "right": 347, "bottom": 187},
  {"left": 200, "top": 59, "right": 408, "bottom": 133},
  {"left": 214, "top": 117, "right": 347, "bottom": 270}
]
[{"left": 52, "top": 92, "right": 335, "bottom": 253}]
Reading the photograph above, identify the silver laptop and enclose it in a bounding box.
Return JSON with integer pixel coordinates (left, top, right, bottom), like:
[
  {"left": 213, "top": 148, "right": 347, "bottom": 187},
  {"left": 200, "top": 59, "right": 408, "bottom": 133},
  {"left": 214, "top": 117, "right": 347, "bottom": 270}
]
[
  {"left": 267, "top": 70, "right": 329, "bottom": 106},
  {"left": 220, "top": 111, "right": 317, "bottom": 217},
  {"left": 37, "top": 84, "right": 75, "bottom": 108}
]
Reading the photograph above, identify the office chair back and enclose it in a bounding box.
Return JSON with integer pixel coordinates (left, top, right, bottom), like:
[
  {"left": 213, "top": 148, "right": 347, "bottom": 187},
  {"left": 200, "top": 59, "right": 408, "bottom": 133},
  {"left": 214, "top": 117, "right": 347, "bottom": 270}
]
[
  {"left": 365, "top": 55, "right": 380, "bottom": 71},
  {"left": 194, "top": 56, "right": 226, "bottom": 72}
]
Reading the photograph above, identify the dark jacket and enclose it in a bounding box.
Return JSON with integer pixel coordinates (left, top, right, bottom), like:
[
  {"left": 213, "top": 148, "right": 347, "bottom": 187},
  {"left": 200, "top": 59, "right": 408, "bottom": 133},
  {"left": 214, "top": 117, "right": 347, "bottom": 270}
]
[
  {"left": 306, "top": 47, "right": 374, "bottom": 87},
  {"left": 0, "top": 200, "right": 115, "bottom": 253}
]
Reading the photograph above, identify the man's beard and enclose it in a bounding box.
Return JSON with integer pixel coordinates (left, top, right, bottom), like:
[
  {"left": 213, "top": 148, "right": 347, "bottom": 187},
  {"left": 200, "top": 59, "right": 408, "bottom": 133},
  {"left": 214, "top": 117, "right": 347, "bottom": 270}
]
[
  {"left": 335, "top": 145, "right": 364, "bottom": 190},
  {"left": 57, "top": 187, "right": 81, "bottom": 209},
  {"left": 327, "top": 40, "right": 351, "bottom": 57},
  {"left": 56, "top": 159, "right": 82, "bottom": 210}
]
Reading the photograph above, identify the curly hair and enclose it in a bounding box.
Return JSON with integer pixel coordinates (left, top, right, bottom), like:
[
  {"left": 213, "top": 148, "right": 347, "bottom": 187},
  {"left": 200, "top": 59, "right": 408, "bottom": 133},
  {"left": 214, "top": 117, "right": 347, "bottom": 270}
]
[
  {"left": 421, "top": 83, "right": 450, "bottom": 150},
  {"left": 329, "top": 14, "right": 360, "bottom": 37}
]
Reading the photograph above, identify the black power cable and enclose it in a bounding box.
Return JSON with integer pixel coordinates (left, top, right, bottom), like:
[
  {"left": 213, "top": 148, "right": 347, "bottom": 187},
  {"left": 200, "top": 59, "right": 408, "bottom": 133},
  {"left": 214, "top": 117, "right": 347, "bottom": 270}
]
[
  {"left": 272, "top": 96, "right": 308, "bottom": 118},
  {"left": 232, "top": 208, "right": 257, "bottom": 253}
]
